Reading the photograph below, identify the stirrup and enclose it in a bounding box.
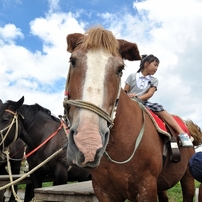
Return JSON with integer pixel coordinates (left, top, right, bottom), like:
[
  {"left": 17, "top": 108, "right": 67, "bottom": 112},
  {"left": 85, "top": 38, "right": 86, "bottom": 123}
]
[{"left": 178, "top": 133, "right": 193, "bottom": 147}]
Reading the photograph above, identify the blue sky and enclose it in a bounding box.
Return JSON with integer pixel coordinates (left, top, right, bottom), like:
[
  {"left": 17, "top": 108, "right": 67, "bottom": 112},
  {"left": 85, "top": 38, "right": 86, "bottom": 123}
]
[
  {"left": 1, "top": 0, "right": 202, "bottom": 134},
  {"left": 0, "top": 0, "right": 137, "bottom": 51}
]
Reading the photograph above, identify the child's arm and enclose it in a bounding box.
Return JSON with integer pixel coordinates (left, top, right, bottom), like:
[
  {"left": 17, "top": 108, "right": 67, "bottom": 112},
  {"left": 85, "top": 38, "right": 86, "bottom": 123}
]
[
  {"left": 123, "top": 83, "right": 130, "bottom": 93},
  {"left": 123, "top": 84, "right": 137, "bottom": 98},
  {"left": 137, "top": 87, "right": 156, "bottom": 100}
]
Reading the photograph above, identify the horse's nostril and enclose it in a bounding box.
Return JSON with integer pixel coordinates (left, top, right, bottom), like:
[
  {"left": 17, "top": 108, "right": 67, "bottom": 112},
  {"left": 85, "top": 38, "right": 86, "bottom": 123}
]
[
  {"left": 70, "top": 125, "right": 78, "bottom": 134},
  {"left": 105, "top": 130, "right": 110, "bottom": 138}
]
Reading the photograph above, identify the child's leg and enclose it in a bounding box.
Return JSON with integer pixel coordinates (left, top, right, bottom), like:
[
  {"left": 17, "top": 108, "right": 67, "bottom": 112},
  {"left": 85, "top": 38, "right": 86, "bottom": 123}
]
[{"left": 155, "top": 110, "right": 193, "bottom": 147}]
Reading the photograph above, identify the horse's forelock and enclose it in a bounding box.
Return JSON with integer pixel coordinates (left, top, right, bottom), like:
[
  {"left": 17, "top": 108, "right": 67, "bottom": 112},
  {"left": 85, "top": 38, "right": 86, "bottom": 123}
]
[
  {"left": 0, "top": 100, "right": 17, "bottom": 116},
  {"left": 0, "top": 102, "right": 9, "bottom": 116},
  {"left": 81, "top": 27, "right": 119, "bottom": 56}
]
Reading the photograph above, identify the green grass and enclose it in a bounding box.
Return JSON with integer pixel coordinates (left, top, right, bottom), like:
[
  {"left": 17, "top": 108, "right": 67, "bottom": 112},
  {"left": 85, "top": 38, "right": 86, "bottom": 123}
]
[
  {"left": 125, "top": 180, "right": 200, "bottom": 202},
  {"left": 167, "top": 182, "right": 183, "bottom": 201},
  {"left": 166, "top": 180, "right": 200, "bottom": 202}
]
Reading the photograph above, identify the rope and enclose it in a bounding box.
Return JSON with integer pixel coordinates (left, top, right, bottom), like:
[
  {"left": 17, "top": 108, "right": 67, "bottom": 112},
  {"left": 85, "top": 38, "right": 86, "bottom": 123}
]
[
  {"left": 0, "top": 146, "right": 66, "bottom": 191},
  {"left": 4, "top": 148, "right": 22, "bottom": 202},
  {"left": 58, "top": 116, "right": 69, "bottom": 138},
  {"left": 0, "top": 113, "right": 18, "bottom": 146},
  {"left": 104, "top": 102, "right": 146, "bottom": 164},
  {"left": 0, "top": 111, "right": 68, "bottom": 202},
  {"left": 24, "top": 122, "right": 63, "bottom": 159},
  {"left": 65, "top": 100, "right": 114, "bottom": 128}
]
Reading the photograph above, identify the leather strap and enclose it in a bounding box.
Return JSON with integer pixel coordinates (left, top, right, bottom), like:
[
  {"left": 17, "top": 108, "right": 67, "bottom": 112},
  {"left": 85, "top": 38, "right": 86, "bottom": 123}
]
[{"left": 165, "top": 123, "right": 181, "bottom": 163}]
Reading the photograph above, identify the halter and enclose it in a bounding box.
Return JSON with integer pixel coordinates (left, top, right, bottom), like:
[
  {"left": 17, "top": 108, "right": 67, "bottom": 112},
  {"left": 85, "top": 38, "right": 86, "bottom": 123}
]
[
  {"left": 65, "top": 100, "right": 115, "bottom": 129},
  {"left": 63, "top": 66, "right": 122, "bottom": 129},
  {"left": 0, "top": 109, "right": 19, "bottom": 150},
  {"left": 105, "top": 101, "right": 146, "bottom": 164},
  {"left": 0, "top": 109, "right": 67, "bottom": 160}
]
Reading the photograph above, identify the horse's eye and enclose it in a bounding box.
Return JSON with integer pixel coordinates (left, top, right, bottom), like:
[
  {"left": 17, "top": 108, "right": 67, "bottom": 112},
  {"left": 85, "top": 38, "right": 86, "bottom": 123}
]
[
  {"left": 69, "top": 58, "right": 76, "bottom": 67},
  {"left": 117, "top": 66, "right": 124, "bottom": 77},
  {"left": 1, "top": 118, "right": 9, "bottom": 124}
]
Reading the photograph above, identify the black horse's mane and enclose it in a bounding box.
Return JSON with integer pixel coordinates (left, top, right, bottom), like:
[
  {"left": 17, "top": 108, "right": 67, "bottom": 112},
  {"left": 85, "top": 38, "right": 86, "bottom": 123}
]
[
  {"left": 1, "top": 100, "right": 60, "bottom": 123},
  {"left": 22, "top": 104, "right": 60, "bottom": 123}
]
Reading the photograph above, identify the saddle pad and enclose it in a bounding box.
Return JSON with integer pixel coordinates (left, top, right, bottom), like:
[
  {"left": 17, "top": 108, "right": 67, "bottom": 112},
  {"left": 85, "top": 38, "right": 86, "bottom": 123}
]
[
  {"left": 145, "top": 108, "right": 170, "bottom": 136},
  {"left": 145, "top": 108, "right": 189, "bottom": 137},
  {"left": 131, "top": 99, "right": 189, "bottom": 143},
  {"left": 172, "top": 115, "right": 189, "bottom": 134}
]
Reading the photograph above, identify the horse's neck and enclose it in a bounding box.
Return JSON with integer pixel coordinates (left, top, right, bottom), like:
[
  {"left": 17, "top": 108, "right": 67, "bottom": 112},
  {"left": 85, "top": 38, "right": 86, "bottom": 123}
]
[
  {"left": 20, "top": 112, "right": 51, "bottom": 148},
  {"left": 21, "top": 112, "right": 61, "bottom": 148},
  {"left": 116, "top": 90, "right": 141, "bottom": 119},
  {"left": 111, "top": 91, "right": 142, "bottom": 139}
]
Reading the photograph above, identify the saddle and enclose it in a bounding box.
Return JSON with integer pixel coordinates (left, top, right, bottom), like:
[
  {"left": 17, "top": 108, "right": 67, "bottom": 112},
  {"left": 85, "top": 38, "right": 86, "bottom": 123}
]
[
  {"left": 164, "top": 122, "right": 181, "bottom": 163},
  {"left": 131, "top": 98, "right": 191, "bottom": 163},
  {"left": 143, "top": 108, "right": 187, "bottom": 163}
]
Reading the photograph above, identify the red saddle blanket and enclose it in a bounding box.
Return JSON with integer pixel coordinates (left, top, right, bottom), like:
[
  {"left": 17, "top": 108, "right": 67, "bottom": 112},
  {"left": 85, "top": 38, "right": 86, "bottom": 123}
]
[{"left": 145, "top": 108, "right": 189, "bottom": 135}]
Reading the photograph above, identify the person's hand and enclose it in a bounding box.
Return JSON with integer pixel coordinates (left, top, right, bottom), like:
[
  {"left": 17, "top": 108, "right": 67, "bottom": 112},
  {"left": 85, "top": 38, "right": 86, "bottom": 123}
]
[{"left": 128, "top": 93, "right": 136, "bottom": 98}]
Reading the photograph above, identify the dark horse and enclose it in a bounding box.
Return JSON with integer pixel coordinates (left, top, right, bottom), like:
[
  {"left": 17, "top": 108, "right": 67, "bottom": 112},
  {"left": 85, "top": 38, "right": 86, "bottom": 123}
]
[
  {"left": 63, "top": 27, "right": 202, "bottom": 202},
  {"left": 0, "top": 99, "right": 25, "bottom": 202},
  {"left": 0, "top": 97, "right": 91, "bottom": 202},
  {"left": 0, "top": 139, "right": 24, "bottom": 202}
]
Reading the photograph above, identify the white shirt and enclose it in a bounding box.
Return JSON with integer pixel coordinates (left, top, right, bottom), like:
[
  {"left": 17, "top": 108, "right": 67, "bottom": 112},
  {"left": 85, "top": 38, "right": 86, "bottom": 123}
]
[{"left": 136, "top": 72, "right": 151, "bottom": 89}]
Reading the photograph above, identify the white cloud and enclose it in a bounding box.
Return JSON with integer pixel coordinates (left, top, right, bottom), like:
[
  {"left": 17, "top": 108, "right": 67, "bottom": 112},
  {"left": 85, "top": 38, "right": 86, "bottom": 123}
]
[
  {"left": 0, "top": 12, "right": 86, "bottom": 115},
  {"left": 0, "top": 24, "right": 23, "bottom": 44},
  {"left": 48, "top": 0, "right": 60, "bottom": 14},
  {"left": 0, "top": 0, "right": 202, "bottom": 129}
]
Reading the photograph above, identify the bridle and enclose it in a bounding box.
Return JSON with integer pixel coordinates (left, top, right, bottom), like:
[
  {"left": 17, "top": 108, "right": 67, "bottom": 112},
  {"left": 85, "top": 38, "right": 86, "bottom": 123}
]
[
  {"left": 63, "top": 65, "right": 123, "bottom": 130},
  {"left": 64, "top": 100, "right": 115, "bottom": 129},
  {"left": 0, "top": 109, "right": 68, "bottom": 160},
  {"left": 0, "top": 109, "right": 20, "bottom": 150}
]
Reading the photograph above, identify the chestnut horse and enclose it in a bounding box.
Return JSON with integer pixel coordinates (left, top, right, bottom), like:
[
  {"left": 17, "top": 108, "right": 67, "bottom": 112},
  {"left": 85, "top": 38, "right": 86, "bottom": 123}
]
[
  {"left": 199, "top": 184, "right": 202, "bottom": 202},
  {"left": 157, "top": 119, "right": 202, "bottom": 202},
  {"left": 63, "top": 27, "right": 202, "bottom": 202}
]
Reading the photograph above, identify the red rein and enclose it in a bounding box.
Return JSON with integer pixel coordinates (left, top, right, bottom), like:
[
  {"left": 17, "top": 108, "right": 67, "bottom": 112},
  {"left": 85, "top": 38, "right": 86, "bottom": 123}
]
[{"left": 25, "top": 123, "right": 63, "bottom": 159}]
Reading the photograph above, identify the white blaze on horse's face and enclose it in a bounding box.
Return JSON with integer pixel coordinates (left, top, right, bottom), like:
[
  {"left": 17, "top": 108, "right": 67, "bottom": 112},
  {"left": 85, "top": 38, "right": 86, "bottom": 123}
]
[
  {"left": 83, "top": 49, "right": 108, "bottom": 111},
  {"left": 73, "top": 48, "right": 114, "bottom": 166}
]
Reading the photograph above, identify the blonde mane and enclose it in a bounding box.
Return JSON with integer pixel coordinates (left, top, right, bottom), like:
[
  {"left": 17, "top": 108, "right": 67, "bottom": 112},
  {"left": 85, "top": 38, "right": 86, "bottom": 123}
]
[{"left": 81, "top": 26, "right": 119, "bottom": 56}]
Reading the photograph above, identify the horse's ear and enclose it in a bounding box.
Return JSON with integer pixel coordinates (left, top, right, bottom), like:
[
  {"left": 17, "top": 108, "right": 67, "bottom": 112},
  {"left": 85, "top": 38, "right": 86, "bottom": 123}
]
[
  {"left": 66, "top": 33, "right": 84, "bottom": 53},
  {"left": 118, "top": 39, "right": 141, "bottom": 61},
  {"left": 13, "top": 96, "right": 24, "bottom": 111},
  {"left": 0, "top": 99, "right": 3, "bottom": 106}
]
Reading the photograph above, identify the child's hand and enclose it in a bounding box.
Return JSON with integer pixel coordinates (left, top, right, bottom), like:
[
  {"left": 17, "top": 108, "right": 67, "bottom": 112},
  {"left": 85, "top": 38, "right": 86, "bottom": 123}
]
[{"left": 128, "top": 93, "right": 136, "bottom": 98}]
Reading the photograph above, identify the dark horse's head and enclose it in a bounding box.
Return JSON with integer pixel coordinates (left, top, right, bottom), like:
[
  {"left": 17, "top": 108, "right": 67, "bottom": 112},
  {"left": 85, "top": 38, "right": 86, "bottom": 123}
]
[
  {"left": 0, "top": 96, "right": 55, "bottom": 151},
  {"left": 64, "top": 27, "right": 141, "bottom": 168},
  {"left": 0, "top": 96, "right": 24, "bottom": 151}
]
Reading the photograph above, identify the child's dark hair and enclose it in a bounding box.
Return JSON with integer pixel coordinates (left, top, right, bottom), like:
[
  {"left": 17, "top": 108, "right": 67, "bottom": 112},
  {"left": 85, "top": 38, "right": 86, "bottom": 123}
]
[{"left": 137, "top": 54, "right": 160, "bottom": 72}]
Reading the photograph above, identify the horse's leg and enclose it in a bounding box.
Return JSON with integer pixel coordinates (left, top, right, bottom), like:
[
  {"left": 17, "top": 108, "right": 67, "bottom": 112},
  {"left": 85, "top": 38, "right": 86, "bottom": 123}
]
[
  {"left": 0, "top": 190, "right": 5, "bottom": 202},
  {"left": 199, "top": 184, "right": 202, "bottom": 202},
  {"left": 25, "top": 172, "right": 43, "bottom": 202},
  {"left": 180, "top": 168, "right": 195, "bottom": 202},
  {"left": 136, "top": 179, "right": 158, "bottom": 202},
  {"left": 93, "top": 187, "right": 125, "bottom": 202},
  {"left": 93, "top": 178, "right": 158, "bottom": 202},
  {"left": 157, "top": 191, "right": 168, "bottom": 202},
  {"left": 53, "top": 164, "right": 67, "bottom": 185},
  {"left": 7, "top": 160, "right": 22, "bottom": 202},
  {"left": 24, "top": 184, "right": 33, "bottom": 202}
]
